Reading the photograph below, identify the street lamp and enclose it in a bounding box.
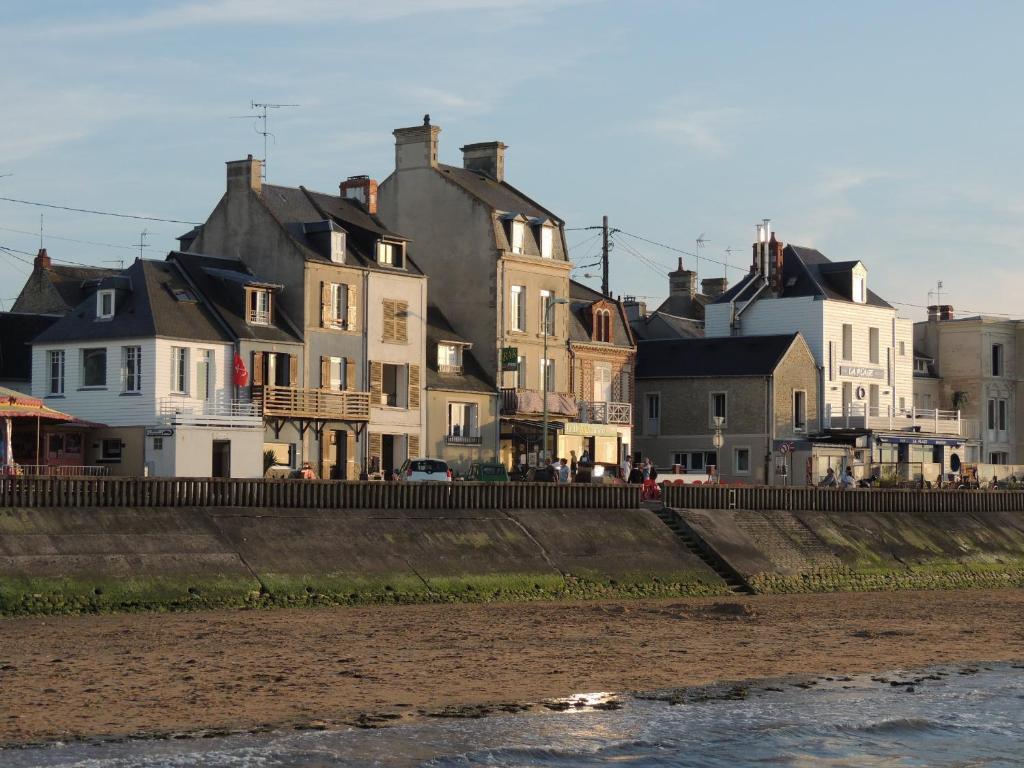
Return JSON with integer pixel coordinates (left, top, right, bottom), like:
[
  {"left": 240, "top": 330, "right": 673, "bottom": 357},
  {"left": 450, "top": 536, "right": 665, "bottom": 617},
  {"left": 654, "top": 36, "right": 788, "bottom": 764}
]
[
  {"left": 541, "top": 296, "right": 569, "bottom": 465},
  {"left": 711, "top": 415, "right": 724, "bottom": 484}
]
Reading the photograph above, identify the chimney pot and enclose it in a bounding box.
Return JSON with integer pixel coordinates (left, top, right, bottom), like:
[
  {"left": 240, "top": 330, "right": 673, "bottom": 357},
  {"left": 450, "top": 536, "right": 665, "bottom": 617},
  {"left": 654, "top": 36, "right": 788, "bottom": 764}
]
[
  {"left": 340, "top": 175, "right": 378, "bottom": 215},
  {"left": 460, "top": 141, "right": 506, "bottom": 182},
  {"left": 226, "top": 156, "right": 262, "bottom": 195}
]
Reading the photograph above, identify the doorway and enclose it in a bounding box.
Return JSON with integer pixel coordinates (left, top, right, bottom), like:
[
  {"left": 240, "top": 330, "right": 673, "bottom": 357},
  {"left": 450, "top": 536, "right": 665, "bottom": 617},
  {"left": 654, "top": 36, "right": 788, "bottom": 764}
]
[
  {"left": 211, "top": 440, "right": 231, "bottom": 478},
  {"left": 329, "top": 429, "right": 349, "bottom": 480},
  {"left": 593, "top": 363, "right": 612, "bottom": 403},
  {"left": 382, "top": 434, "right": 396, "bottom": 477}
]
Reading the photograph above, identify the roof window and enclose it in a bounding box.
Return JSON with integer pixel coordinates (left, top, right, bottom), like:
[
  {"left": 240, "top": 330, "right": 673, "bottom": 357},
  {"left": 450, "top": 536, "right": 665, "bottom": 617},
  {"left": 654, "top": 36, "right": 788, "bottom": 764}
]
[{"left": 96, "top": 289, "right": 115, "bottom": 320}]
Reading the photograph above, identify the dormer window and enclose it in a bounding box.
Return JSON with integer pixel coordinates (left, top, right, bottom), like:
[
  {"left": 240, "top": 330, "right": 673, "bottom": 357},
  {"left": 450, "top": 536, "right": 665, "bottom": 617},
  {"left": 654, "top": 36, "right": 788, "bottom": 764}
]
[
  {"left": 247, "top": 287, "right": 272, "bottom": 326},
  {"left": 437, "top": 343, "right": 464, "bottom": 375},
  {"left": 511, "top": 220, "right": 525, "bottom": 254},
  {"left": 851, "top": 264, "right": 868, "bottom": 304},
  {"left": 592, "top": 306, "right": 612, "bottom": 342},
  {"left": 540, "top": 225, "right": 553, "bottom": 258},
  {"left": 377, "top": 241, "right": 404, "bottom": 268},
  {"left": 330, "top": 231, "right": 346, "bottom": 264},
  {"left": 96, "top": 289, "right": 115, "bottom": 320}
]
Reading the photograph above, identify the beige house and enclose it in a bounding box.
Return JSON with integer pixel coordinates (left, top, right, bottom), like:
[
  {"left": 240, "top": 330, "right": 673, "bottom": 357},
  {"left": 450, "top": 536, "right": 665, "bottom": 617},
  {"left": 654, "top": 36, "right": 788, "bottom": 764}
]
[
  {"left": 378, "top": 119, "right": 575, "bottom": 467},
  {"left": 424, "top": 306, "right": 498, "bottom": 474},
  {"left": 634, "top": 333, "right": 819, "bottom": 484}
]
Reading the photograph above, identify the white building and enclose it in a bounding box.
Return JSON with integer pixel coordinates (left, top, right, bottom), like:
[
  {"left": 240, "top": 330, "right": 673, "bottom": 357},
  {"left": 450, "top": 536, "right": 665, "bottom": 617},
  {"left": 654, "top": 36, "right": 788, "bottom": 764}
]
[
  {"left": 30, "top": 259, "right": 263, "bottom": 477},
  {"left": 704, "top": 224, "right": 965, "bottom": 480}
]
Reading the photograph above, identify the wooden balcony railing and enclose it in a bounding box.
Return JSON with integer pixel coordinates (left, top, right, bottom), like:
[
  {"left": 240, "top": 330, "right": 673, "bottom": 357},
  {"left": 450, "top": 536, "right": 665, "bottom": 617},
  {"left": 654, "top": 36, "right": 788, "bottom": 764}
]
[
  {"left": 257, "top": 386, "right": 370, "bottom": 421},
  {"left": 577, "top": 400, "right": 632, "bottom": 425}
]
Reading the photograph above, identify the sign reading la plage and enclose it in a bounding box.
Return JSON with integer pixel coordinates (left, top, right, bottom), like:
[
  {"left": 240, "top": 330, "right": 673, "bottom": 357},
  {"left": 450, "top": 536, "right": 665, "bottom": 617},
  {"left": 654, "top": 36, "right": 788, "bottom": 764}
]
[
  {"left": 839, "top": 365, "right": 885, "bottom": 380},
  {"left": 501, "top": 347, "right": 519, "bottom": 372}
]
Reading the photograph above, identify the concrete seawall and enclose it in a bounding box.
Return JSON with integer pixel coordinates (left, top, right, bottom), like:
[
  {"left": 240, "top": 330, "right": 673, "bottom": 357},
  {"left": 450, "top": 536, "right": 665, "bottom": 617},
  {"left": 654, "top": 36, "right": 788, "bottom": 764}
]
[
  {"left": 672, "top": 508, "right": 1024, "bottom": 593},
  {"left": 0, "top": 506, "right": 728, "bottom": 615}
]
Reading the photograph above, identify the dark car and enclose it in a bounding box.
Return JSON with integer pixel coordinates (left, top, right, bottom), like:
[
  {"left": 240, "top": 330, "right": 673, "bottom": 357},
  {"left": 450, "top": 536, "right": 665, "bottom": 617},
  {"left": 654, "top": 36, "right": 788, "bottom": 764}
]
[
  {"left": 467, "top": 462, "right": 510, "bottom": 482},
  {"left": 525, "top": 466, "right": 558, "bottom": 483}
]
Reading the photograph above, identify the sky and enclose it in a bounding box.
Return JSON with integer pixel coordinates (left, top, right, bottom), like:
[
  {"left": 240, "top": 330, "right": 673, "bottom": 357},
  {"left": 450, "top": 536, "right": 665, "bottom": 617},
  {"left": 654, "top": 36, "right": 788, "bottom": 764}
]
[{"left": 2, "top": 0, "right": 1022, "bottom": 320}]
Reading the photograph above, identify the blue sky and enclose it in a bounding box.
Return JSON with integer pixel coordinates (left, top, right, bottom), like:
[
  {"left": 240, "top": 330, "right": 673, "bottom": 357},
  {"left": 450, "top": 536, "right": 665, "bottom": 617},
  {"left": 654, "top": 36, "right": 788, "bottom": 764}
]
[{"left": 2, "top": 1, "right": 1021, "bottom": 319}]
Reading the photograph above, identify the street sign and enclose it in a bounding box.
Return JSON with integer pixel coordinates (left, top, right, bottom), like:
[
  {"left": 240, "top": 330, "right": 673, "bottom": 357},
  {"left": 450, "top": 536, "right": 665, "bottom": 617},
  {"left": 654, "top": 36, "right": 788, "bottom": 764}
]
[{"left": 779, "top": 441, "right": 795, "bottom": 455}]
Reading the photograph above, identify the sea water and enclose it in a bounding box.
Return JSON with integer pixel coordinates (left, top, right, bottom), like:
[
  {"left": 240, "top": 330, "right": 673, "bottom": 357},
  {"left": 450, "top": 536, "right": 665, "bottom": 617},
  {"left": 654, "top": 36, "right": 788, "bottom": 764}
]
[{"left": 5, "top": 663, "right": 1023, "bottom": 767}]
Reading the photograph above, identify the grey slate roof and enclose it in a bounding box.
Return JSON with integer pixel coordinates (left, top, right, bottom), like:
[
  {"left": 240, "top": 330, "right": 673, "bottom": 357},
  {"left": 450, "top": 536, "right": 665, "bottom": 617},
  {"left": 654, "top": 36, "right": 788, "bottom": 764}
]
[
  {"left": 636, "top": 334, "right": 800, "bottom": 378},
  {"left": 425, "top": 305, "right": 495, "bottom": 393},
  {"left": 437, "top": 164, "right": 563, "bottom": 223},
  {"left": 567, "top": 280, "right": 633, "bottom": 347},
  {"left": 32, "top": 259, "right": 229, "bottom": 345},
  {"left": 714, "top": 244, "right": 891, "bottom": 309},
  {"left": 630, "top": 311, "right": 705, "bottom": 341},
  {"left": 11, "top": 263, "right": 120, "bottom": 316},
  {"left": 169, "top": 251, "right": 302, "bottom": 344},
  {"left": 0, "top": 313, "right": 59, "bottom": 381}
]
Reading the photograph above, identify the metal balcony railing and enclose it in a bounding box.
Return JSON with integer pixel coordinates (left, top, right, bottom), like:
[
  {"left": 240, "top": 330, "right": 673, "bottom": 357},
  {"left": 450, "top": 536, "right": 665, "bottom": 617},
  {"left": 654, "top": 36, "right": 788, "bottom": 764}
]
[
  {"left": 824, "top": 404, "right": 962, "bottom": 435},
  {"left": 158, "top": 398, "right": 262, "bottom": 428},
  {"left": 577, "top": 400, "right": 632, "bottom": 425},
  {"left": 445, "top": 434, "right": 482, "bottom": 445},
  {"left": 438, "top": 363, "right": 463, "bottom": 375}
]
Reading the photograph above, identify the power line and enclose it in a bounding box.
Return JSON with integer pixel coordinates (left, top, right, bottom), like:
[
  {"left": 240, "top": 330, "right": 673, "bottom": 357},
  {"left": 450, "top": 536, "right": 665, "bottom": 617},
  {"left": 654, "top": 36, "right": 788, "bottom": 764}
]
[
  {"left": 888, "top": 300, "right": 1024, "bottom": 320},
  {"left": 0, "top": 225, "right": 140, "bottom": 251},
  {"left": 0, "top": 196, "right": 201, "bottom": 225},
  {"left": 616, "top": 229, "right": 746, "bottom": 275}
]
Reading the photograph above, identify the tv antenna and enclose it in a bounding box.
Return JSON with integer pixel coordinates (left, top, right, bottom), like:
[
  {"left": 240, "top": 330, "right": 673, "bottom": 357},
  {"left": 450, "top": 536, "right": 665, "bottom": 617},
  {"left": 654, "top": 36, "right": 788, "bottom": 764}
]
[
  {"left": 695, "top": 233, "right": 709, "bottom": 278},
  {"left": 927, "top": 280, "right": 944, "bottom": 306},
  {"left": 137, "top": 229, "right": 149, "bottom": 260},
  {"left": 230, "top": 101, "right": 299, "bottom": 182}
]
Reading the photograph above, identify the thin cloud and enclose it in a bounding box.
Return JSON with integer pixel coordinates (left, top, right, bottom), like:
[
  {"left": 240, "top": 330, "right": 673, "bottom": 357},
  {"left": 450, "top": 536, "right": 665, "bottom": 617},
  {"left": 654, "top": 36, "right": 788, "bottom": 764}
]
[{"left": 641, "top": 106, "right": 744, "bottom": 157}]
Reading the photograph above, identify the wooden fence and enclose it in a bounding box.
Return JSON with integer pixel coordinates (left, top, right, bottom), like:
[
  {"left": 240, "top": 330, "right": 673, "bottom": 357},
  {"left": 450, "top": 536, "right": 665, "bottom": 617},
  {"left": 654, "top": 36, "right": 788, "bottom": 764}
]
[
  {"left": 660, "top": 483, "right": 1024, "bottom": 513},
  {"left": 0, "top": 477, "right": 640, "bottom": 510}
]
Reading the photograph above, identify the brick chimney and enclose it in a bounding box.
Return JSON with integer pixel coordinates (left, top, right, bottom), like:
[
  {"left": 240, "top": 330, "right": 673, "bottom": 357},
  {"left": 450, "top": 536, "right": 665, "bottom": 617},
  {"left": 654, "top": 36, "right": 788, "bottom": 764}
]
[
  {"left": 927, "top": 304, "right": 954, "bottom": 322},
  {"left": 34, "top": 248, "right": 52, "bottom": 270},
  {"left": 701, "top": 277, "right": 728, "bottom": 299},
  {"left": 226, "top": 154, "right": 262, "bottom": 195},
  {"left": 393, "top": 116, "right": 441, "bottom": 171},
  {"left": 461, "top": 141, "right": 506, "bottom": 182},
  {"left": 668, "top": 257, "right": 698, "bottom": 299},
  {"left": 340, "top": 175, "right": 378, "bottom": 214}
]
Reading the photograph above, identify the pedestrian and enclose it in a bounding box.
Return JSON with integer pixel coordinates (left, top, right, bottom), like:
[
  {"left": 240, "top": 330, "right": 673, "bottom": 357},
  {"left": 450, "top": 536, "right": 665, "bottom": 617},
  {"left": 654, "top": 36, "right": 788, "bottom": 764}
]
[
  {"left": 840, "top": 466, "right": 855, "bottom": 489},
  {"left": 559, "top": 458, "right": 570, "bottom": 484},
  {"left": 518, "top": 450, "right": 527, "bottom": 480},
  {"left": 642, "top": 457, "right": 651, "bottom": 481},
  {"left": 299, "top": 461, "right": 317, "bottom": 480},
  {"left": 580, "top": 448, "right": 591, "bottom": 465},
  {"left": 620, "top": 455, "right": 630, "bottom": 481},
  {"left": 649, "top": 462, "right": 658, "bottom": 482},
  {"left": 628, "top": 463, "right": 644, "bottom": 484},
  {"left": 569, "top": 450, "right": 578, "bottom": 478},
  {"left": 819, "top": 467, "right": 837, "bottom": 487}
]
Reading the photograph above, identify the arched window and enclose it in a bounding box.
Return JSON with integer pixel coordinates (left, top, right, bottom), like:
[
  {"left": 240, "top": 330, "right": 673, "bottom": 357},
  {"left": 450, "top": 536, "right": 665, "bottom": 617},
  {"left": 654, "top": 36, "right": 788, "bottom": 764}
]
[{"left": 593, "top": 309, "right": 611, "bottom": 342}]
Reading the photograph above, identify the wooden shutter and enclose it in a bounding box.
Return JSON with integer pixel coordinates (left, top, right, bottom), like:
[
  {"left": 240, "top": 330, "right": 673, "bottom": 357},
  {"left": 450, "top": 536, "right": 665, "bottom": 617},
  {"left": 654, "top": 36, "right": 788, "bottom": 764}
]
[
  {"left": 396, "top": 300, "right": 408, "bottom": 342},
  {"left": 288, "top": 354, "right": 298, "bottom": 386},
  {"left": 320, "top": 282, "right": 331, "bottom": 328},
  {"left": 347, "top": 284, "right": 358, "bottom": 331},
  {"left": 345, "top": 358, "right": 356, "bottom": 391},
  {"left": 346, "top": 431, "right": 356, "bottom": 480},
  {"left": 408, "top": 363, "right": 421, "bottom": 409},
  {"left": 408, "top": 434, "right": 420, "bottom": 459},
  {"left": 251, "top": 351, "right": 265, "bottom": 386},
  {"left": 382, "top": 299, "right": 396, "bottom": 341},
  {"left": 320, "top": 356, "right": 330, "bottom": 388},
  {"left": 370, "top": 361, "right": 383, "bottom": 404},
  {"left": 368, "top": 432, "right": 382, "bottom": 468}
]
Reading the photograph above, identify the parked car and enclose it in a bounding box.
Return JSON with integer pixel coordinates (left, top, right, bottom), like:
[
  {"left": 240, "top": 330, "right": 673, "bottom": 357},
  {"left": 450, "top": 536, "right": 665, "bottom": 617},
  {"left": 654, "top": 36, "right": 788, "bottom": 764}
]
[
  {"left": 466, "top": 462, "right": 510, "bottom": 482},
  {"left": 398, "top": 458, "right": 452, "bottom": 482},
  {"left": 524, "top": 466, "right": 558, "bottom": 483}
]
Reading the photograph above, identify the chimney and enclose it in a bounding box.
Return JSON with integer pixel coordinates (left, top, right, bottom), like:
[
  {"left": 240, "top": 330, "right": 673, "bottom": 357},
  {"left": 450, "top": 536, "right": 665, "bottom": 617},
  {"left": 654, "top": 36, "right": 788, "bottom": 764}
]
[
  {"left": 340, "top": 175, "right": 378, "bottom": 214},
  {"left": 927, "top": 304, "right": 954, "bottom": 322},
  {"left": 622, "top": 295, "right": 647, "bottom": 322},
  {"left": 768, "top": 232, "right": 784, "bottom": 292},
  {"left": 701, "top": 277, "right": 728, "bottom": 299},
  {"left": 460, "top": 141, "right": 507, "bottom": 182},
  {"left": 33, "top": 248, "right": 51, "bottom": 270},
  {"left": 668, "top": 257, "right": 698, "bottom": 299},
  {"left": 393, "top": 116, "right": 441, "bottom": 171},
  {"left": 226, "top": 154, "right": 262, "bottom": 195}
]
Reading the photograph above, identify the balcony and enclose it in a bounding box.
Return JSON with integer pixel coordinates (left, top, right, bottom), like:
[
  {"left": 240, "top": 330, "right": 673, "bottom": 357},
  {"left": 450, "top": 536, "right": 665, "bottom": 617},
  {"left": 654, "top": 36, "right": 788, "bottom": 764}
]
[
  {"left": 824, "top": 404, "right": 962, "bottom": 435},
  {"left": 438, "top": 363, "right": 463, "bottom": 375},
  {"left": 577, "top": 400, "right": 632, "bottom": 425},
  {"left": 257, "top": 385, "right": 370, "bottom": 422},
  {"left": 158, "top": 398, "right": 262, "bottom": 429},
  {"left": 500, "top": 388, "right": 578, "bottom": 418}
]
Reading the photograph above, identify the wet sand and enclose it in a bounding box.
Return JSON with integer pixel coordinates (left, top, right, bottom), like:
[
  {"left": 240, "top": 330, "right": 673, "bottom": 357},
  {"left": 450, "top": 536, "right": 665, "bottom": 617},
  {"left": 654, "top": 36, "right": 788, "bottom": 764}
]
[{"left": 1, "top": 589, "right": 1023, "bottom": 746}]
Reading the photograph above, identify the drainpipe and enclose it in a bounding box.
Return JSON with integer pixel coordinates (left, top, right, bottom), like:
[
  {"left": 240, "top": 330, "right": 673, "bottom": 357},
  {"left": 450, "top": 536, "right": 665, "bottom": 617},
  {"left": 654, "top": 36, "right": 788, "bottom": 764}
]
[
  {"left": 362, "top": 270, "right": 370, "bottom": 474},
  {"left": 495, "top": 254, "right": 505, "bottom": 464},
  {"left": 818, "top": 365, "right": 826, "bottom": 431},
  {"left": 731, "top": 278, "right": 768, "bottom": 335}
]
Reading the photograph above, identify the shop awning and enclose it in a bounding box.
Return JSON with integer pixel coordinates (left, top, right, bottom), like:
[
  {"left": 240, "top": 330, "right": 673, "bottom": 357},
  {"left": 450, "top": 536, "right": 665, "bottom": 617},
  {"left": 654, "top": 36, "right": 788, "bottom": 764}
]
[
  {"left": 0, "top": 387, "right": 75, "bottom": 422},
  {"left": 501, "top": 417, "right": 566, "bottom": 432},
  {"left": 875, "top": 434, "right": 964, "bottom": 447}
]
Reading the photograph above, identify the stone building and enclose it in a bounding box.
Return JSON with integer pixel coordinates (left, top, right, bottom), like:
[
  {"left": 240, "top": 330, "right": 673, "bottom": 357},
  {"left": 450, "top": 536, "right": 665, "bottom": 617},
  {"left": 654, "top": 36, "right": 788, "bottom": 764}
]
[
  {"left": 624, "top": 259, "right": 725, "bottom": 341},
  {"left": 377, "top": 119, "right": 576, "bottom": 466},
  {"left": 634, "top": 333, "right": 819, "bottom": 484},
  {"left": 11, "top": 248, "right": 118, "bottom": 317}
]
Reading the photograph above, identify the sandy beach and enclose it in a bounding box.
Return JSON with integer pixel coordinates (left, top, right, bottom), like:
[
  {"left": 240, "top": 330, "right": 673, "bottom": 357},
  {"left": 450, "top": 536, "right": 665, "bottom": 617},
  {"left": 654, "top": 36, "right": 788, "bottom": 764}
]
[{"left": 1, "top": 589, "right": 1023, "bottom": 746}]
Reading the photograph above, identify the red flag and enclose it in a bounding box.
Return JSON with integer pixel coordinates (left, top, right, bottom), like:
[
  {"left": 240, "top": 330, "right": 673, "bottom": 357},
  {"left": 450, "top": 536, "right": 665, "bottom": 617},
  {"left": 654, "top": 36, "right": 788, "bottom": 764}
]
[{"left": 233, "top": 353, "right": 249, "bottom": 387}]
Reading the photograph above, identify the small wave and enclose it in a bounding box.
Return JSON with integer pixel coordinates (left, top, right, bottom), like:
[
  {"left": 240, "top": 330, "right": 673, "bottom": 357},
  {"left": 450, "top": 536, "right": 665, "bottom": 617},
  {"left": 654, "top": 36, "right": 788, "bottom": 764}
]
[{"left": 838, "top": 717, "right": 954, "bottom": 736}]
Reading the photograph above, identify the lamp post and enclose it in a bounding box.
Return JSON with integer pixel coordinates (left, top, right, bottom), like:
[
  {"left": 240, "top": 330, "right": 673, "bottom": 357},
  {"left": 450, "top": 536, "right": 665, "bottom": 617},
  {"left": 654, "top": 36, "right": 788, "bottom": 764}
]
[
  {"left": 541, "top": 296, "right": 568, "bottom": 465},
  {"left": 712, "top": 415, "right": 724, "bottom": 484}
]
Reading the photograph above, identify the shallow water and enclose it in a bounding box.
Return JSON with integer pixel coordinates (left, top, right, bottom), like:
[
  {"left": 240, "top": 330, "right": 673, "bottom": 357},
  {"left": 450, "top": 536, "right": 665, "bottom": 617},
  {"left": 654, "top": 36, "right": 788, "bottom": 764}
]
[{"left": 5, "top": 663, "right": 1023, "bottom": 767}]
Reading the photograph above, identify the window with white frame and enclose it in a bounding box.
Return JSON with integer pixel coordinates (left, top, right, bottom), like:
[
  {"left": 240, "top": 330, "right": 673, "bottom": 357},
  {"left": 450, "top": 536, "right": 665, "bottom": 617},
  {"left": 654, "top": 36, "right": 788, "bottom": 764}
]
[
  {"left": 734, "top": 447, "right": 751, "bottom": 474},
  {"left": 710, "top": 392, "right": 727, "bottom": 426},
  {"left": 999, "top": 399, "right": 1007, "bottom": 431},
  {"left": 540, "top": 225, "right": 553, "bottom": 258},
  {"left": 540, "top": 358, "right": 555, "bottom": 391},
  {"left": 170, "top": 347, "right": 188, "bottom": 394},
  {"left": 377, "top": 241, "right": 403, "bottom": 267},
  {"left": 852, "top": 274, "right": 866, "bottom": 303},
  {"left": 540, "top": 290, "right": 555, "bottom": 335},
  {"left": 196, "top": 349, "right": 212, "bottom": 400},
  {"left": 96, "top": 290, "right": 115, "bottom": 320},
  {"left": 81, "top": 348, "right": 107, "bottom": 388},
  {"left": 447, "top": 402, "right": 479, "bottom": 439},
  {"left": 510, "top": 220, "right": 524, "bottom": 254},
  {"left": 248, "top": 288, "right": 271, "bottom": 325},
  {"left": 793, "top": 390, "right": 807, "bottom": 431},
  {"left": 842, "top": 324, "right": 853, "bottom": 361},
  {"left": 122, "top": 346, "right": 142, "bottom": 394},
  {"left": 48, "top": 350, "right": 65, "bottom": 395},
  {"left": 437, "top": 343, "right": 463, "bottom": 374},
  {"left": 509, "top": 285, "right": 525, "bottom": 331}
]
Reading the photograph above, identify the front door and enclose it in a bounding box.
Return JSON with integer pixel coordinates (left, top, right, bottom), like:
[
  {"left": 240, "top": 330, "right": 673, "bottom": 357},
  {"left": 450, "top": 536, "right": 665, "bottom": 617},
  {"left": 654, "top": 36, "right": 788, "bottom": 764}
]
[
  {"left": 331, "top": 429, "right": 348, "bottom": 480},
  {"left": 382, "top": 434, "right": 395, "bottom": 477},
  {"left": 211, "top": 440, "right": 230, "bottom": 478}
]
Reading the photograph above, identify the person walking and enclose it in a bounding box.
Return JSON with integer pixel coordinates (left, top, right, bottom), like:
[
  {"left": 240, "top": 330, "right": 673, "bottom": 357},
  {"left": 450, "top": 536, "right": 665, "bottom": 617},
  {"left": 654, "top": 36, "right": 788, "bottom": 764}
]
[
  {"left": 819, "top": 467, "right": 837, "bottom": 487},
  {"left": 620, "top": 455, "right": 630, "bottom": 481},
  {"left": 580, "top": 448, "right": 591, "bottom": 465},
  {"left": 642, "top": 457, "right": 651, "bottom": 481},
  {"left": 569, "top": 450, "right": 578, "bottom": 480},
  {"left": 518, "top": 450, "right": 527, "bottom": 480},
  {"left": 628, "top": 463, "right": 644, "bottom": 484},
  {"left": 840, "top": 466, "right": 855, "bottom": 489},
  {"left": 558, "top": 458, "right": 570, "bottom": 484}
]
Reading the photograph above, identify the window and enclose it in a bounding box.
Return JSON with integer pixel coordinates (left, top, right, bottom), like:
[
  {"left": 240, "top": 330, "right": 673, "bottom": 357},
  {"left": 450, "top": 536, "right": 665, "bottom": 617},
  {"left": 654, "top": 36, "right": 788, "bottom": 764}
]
[
  {"left": 988, "top": 399, "right": 997, "bottom": 430},
  {"left": 377, "top": 241, "right": 403, "bottom": 267},
  {"left": 710, "top": 392, "right": 727, "bottom": 426},
  {"left": 81, "top": 348, "right": 107, "bottom": 388},
  {"left": 331, "top": 283, "right": 348, "bottom": 328},
  {"left": 437, "top": 344, "right": 463, "bottom": 374},
  {"left": 170, "top": 347, "right": 188, "bottom": 394},
  {"left": 869, "top": 327, "right": 880, "bottom": 364},
  {"left": 842, "top": 381, "right": 853, "bottom": 413},
  {"left": 447, "top": 402, "right": 479, "bottom": 440},
  {"left": 96, "top": 290, "right": 115, "bottom": 320},
  {"left": 509, "top": 285, "right": 525, "bottom": 332},
  {"left": 852, "top": 274, "right": 866, "bottom": 304},
  {"left": 593, "top": 309, "right": 611, "bottom": 342},
  {"left": 899, "top": 340, "right": 906, "bottom": 356},
  {"left": 152, "top": 437, "right": 164, "bottom": 450},
  {"left": 842, "top": 324, "right": 853, "bottom": 361},
  {"left": 992, "top": 344, "right": 1004, "bottom": 377},
  {"left": 645, "top": 393, "right": 660, "bottom": 435},
  {"left": 990, "top": 451, "right": 1009, "bottom": 465},
  {"left": 196, "top": 349, "right": 212, "bottom": 400},
  {"left": 540, "top": 290, "right": 555, "bottom": 335},
  {"left": 511, "top": 220, "right": 524, "bottom": 254},
  {"left": 516, "top": 355, "right": 527, "bottom": 389},
  {"left": 122, "top": 346, "right": 142, "bottom": 394},
  {"left": 675, "top": 451, "right": 719, "bottom": 471},
  {"left": 734, "top": 447, "right": 750, "bottom": 474},
  {"left": 914, "top": 358, "right": 929, "bottom": 374},
  {"left": 48, "top": 350, "right": 65, "bottom": 395},
  {"left": 999, "top": 399, "right": 1007, "bottom": 431},
  {"left": 540, "top": 358, "right": 555, "bottom": 392},
  {"left": 869, "top": 384, "right": 879, "bottom": 412},
  {"left": 248, "top": 289, "right": 271, "bottom": 325},
  {"left": 381, "top": 363, "right": 406, "bottom": 407},
  {"left": 100, "top": 439, "right": 122, "bottom": 462},
  {"left": 793, "top": 390, "right": 807, "bottom": 431},
  {"left": 540, "top": 225, "right": 553, "bottom": 258},
  {"left": 382, "top": 299, "right": 408, "bottom": 343},
  {"left": 321, "top": 356, "right": 349, "bottom": 390},
  {"left": 899, "top": 396, "right": 906, "bottom": 413}
]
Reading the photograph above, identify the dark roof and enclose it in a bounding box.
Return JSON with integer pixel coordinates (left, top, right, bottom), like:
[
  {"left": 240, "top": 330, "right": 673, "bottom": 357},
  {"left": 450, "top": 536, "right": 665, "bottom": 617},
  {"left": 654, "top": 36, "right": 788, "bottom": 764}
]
[
  {"left": 654, "top": 291, "right": 711, "bottom": 321},
  {"left": 630, "top": 311, "right": 704, "bottom": 341},
  {"left": 32, "top": 259, "right": 229, "bottom": 345},
  {"left": 425, "top": 305, "right": 495, "bottom": 393},
  {"left": 567, "top": 280, "right": 633, "bottom": 347},
  {"left": 437, "top": 164, "right": 562, "bottom": 223},
  {"left": 636, "top": 334, "right": 800, "bottom": 378},
  {"left": 714, "top": 245, "right": 891, "bottom": 309},
  {"left": 0, "top": 313, "right": 59, "bottom": 381},
  {"left": 10, "top": 263, "right": 121, "bottom": 316},
  {"left": 169, "top": 252, "right": 302, "bottom": 344}
]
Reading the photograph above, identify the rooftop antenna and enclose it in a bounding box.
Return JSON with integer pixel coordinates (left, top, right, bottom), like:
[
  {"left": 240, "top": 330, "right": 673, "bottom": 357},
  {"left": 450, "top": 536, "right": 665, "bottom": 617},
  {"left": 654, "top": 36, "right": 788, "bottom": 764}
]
[
  {"left": 928, "top": 280, "right": 944, "bottom": 306},
  {"left": 724, "top": 246, "right": 736, "bottom": 275},
  {"left": 39, "top": 214, "right": 44, "bottom": 250},
  {"left": 695, "top": 233, "right": 709, "bottom": 279},
  {"left": 231, "top": 101, "right": 300, "bottom": 183},
  {"left": 137, "top": 229, "right": 149, "bottom": 261}
]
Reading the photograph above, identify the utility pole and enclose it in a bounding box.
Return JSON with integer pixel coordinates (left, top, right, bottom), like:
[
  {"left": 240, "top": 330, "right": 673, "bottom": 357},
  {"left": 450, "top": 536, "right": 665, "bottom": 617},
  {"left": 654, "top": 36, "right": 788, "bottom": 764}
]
[{"left": 601, "top": 215, "right": 610, "bottom": 297}]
